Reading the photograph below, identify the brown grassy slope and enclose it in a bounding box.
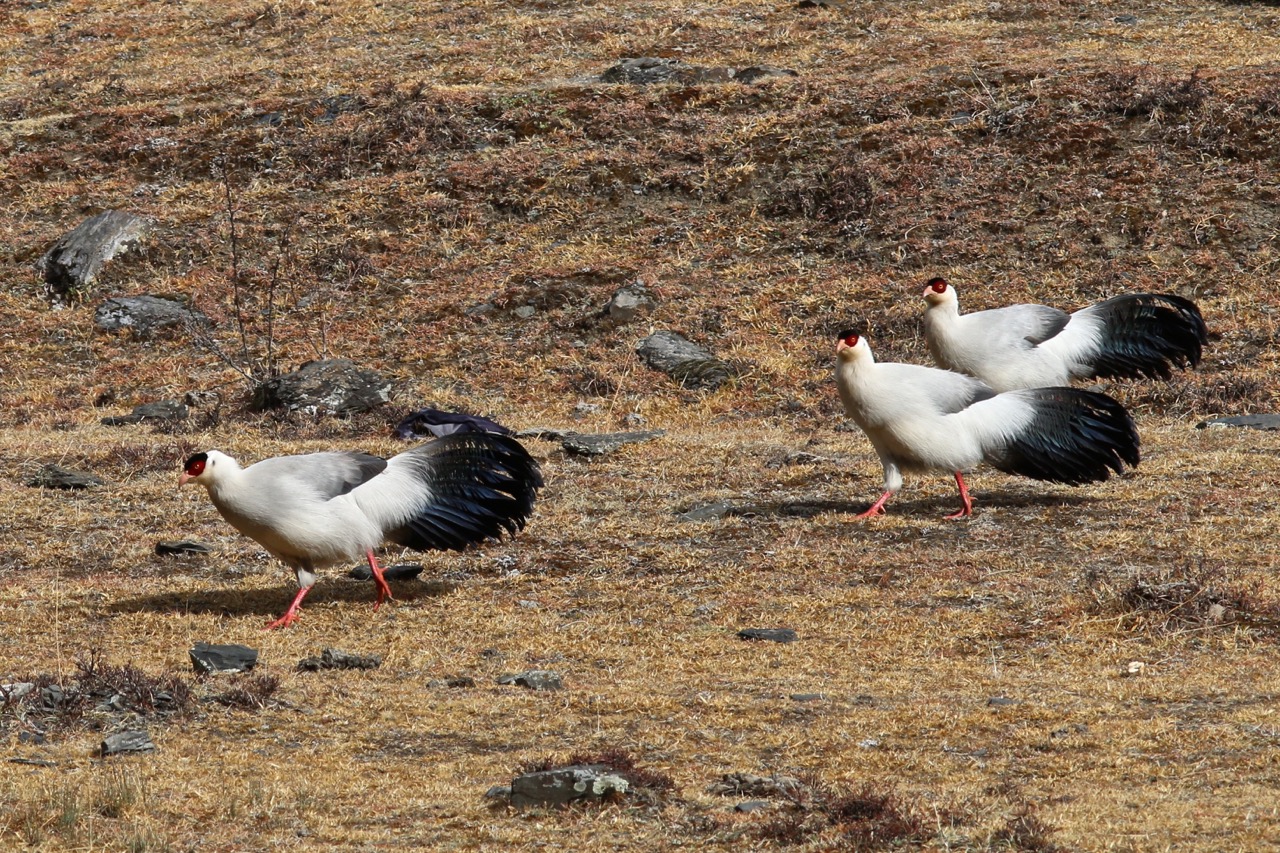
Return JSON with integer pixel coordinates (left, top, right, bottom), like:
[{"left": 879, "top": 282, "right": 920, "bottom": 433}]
[{"left": 3, "top": 0, "right": 1280, "bottom": 850}]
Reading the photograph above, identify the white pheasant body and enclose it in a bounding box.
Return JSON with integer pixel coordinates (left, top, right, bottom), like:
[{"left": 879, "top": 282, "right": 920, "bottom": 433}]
[
  {"left": 922, "top": 278, "right": 1207, "bottom": 392},
  {"left": 180, "top": 433, "right": 543, "bottom": 627},
  {"left": 833, "top": 329, "right": 1139, "bottom": 517}
]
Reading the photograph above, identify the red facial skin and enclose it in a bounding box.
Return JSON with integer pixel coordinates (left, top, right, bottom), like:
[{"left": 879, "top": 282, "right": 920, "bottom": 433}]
[{"left": 177, "top": 456, "right": 206, "bottom": 487}]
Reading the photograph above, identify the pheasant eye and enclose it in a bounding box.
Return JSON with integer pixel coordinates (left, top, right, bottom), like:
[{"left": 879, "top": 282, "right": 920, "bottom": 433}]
[
  {"left": 183, "top": 453, "right": 208, "bottom": 477},
  {"left": 837, "top": 329, "right": 860, "bottom": 347},
  {"left": 928, "top": 277, "right": 948, "bottom": 293}
]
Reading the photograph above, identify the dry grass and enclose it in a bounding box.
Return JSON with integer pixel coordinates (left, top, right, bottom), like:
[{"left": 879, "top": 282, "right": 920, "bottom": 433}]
[{"left": 3, "top": 0, "right": 1280, "bottom": 849}]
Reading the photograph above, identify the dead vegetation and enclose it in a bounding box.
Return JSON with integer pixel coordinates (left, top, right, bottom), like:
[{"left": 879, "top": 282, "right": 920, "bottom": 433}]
[{"left": 2, "top": 0, "right": 1280, "bottom": 850}]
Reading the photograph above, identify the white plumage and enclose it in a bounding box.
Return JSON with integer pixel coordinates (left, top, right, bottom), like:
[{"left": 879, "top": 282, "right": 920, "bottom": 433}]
[
  {"left": 180, "top": 433, "right": 543, "bottom": 628},
  {"left": 922, "top": 277, "right": 1207, "bottom": 392},
  {"left": 834, "top": 329, "right": 1140, "bottom": 518}
]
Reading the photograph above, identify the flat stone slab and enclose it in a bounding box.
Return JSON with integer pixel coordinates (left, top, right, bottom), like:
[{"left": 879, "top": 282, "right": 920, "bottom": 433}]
[
  {"left": 100, "top": 730, "right": 155, "bottom": 756},
  {"left": 102, "top": 399, "right": 189, "bottom": 426},
  {"left": 28, "top": 464, "right": 104, "bottom": 490},
  {"left": 189, "top": 642, "right": 259, "bottom": 674},
  {"left": 155, "top": 540, "right": 212, "bottom": 556},
  {"left": 636, "top": 330, "right": 732, "bottom": 390},
  {"left": 600, "top": 58, "right": 797, "bottom": 86},
  {"left": 497, "top": 670, "right": 563, "bottom": 690},
  {"left": 508, "top": 765, "right": 630, "bottom": 808},
  {"left": 737, "top": 628, "right": 798, "bottom": 643},
  {"left": 561, "top": 430, "right": 665, "bottom": 457},
  {"left": 250, "top": 358, "right": 390, "bottom": 416},
  {"left": 1197, "top": 414, "right": 1280, "bottom": 431},
  {"left": 95, "top": 295, "right": 210, "bottom": 339}
]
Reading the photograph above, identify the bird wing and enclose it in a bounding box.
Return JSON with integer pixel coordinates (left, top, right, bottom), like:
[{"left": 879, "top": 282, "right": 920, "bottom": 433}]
[
  {"left": 249, "top": 451, "right": 389, "bottom": 499},
  {"left": 968, "top": 303, "right": 1071, "bottom": 348},
  {"left": 874, "top": 363, "right": 996, "bottom": 415},
  {"left": 345, "top": 433, "right": 543, "bottom": 553},
  {"left": 394, "top": 408, "right": 513, "bottom": 440}
]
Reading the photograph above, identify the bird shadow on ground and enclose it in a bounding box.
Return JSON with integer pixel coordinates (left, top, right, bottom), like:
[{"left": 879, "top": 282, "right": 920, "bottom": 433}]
[
  {"left": 683, "top": 491, "right": 1096, "bottom": 521},
  {"left": 107, "top": 579, "right": 458, "bottom": 619}
]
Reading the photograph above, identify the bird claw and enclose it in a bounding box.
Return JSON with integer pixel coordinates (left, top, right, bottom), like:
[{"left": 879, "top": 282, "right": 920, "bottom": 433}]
[
  {"left": 854, "top": 507, "right": 884, "bottom": 520},
  {"left": 264, "top": 612, "right": 298, "bottom": 630},
  {"left": 944, "top": 508, "right": 972, "bottom": 520}
]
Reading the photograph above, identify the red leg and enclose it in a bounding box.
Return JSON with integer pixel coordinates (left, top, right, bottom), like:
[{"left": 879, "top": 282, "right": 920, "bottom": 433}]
[
  {"left": 264, "top": 586, "right": 311, "bottom": 630},
  {"left": 855, "top": 490, "right": 893, "bottom": 519},
  {"left": 944, "top": 471, "right": 973, "bottom": 519},
  {"left": 366, "top": 549, "right": 394, "bottom": 611}
]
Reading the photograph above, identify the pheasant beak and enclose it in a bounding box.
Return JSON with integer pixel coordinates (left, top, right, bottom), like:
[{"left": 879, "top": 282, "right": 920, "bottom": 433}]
[{"left": 178, "top": 472, "right": 193, "bottom": 487}]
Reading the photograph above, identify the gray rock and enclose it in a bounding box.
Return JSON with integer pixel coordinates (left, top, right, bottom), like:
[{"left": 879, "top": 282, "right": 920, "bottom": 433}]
[
  {"left": 735, "top": 800, "right": 772, "bottom": 813},
  {"left": 600, "top": 57, "right": 733, "bottom": 85},
  {"left": 427, "top": 675, "right": 476, "bottom": 689},
  {"left": 189, "top": 642, "right": 259, "bottom": 674},
  {"left": 297, "top": 648, "right": 382, "bottom": 672},
  {"left": 636, "top": 331, "right": 732, "bottom": 390},
  {"left": 562, "top": 430, "right": 665, "bottom": 457},
  {"left": 513, "top": 305, "right": 537, "bottom": 319},
  {"left": 41, "top": 685, "right": 67, "bottom": 709},
  {"left": 790, "top": 693, "right": 826, "bottom": 702},
  {"left": 509, "top": 765, "right": 629, "bottom": 808},
  {"left": 2, "top": 682, "right": 35, "bottom": 700},
  {"left": 155, "top": 540, "right": 212, "bottom": 556},
  {"left": 102, "top": 399, "right": 189, "bottom": 426},
  {"left": 100, "top": 730, "right": 155, "bottom": 756},
  {"left": 250, "top": 359, "right": 391, "bottom": 416},
  {"left": 497, "top": 670, "right": 563, "bottom": 691},
  {"left": 348, "top": 563, "right": 423, "bottom": 582},
  {"left": 1197, "top": 414, "right": 1280, "bottom": 431},
  {"left": 986, "top": 696, "right": 1019, "bottom": 707},
  {"left": 95, "top": 295, "right": 211, "bottom": 340},
  {"left": 607, "top": 284, "right": 656, "bottom": 323},
  {"left": 28, "top": 464, "right": 104, "bottom": 490},
  {"left": 676, "top": 500, "right": 736, "bottom": 522},
  {"left": 737, "top": 628, "right": 798, "bottom": 643},
  {"left": 733, "top": 65, "right": 799, "bottom": 84},
  {"left": 40, "top": 210, "right": 150, "bottom": 302}
]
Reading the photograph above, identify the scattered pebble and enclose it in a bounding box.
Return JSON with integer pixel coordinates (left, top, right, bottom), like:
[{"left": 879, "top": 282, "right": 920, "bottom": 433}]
[{"left": 297, "top": 648, "right": 382, "bottom": 672}]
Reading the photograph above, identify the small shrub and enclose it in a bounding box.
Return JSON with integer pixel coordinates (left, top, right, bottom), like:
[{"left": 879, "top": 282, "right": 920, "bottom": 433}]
[
  {"left": 208, "top": 674, "right": 281, "bottom": 711},
  {"left": 1086, "top": 560, "right": 1280, "bottom": 638},
  {"left": 991, "top": 809, "right": 1061, "bottom": 851},
  {"left": 751, "top": 778, "right": 936, "bottom": 849}
]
